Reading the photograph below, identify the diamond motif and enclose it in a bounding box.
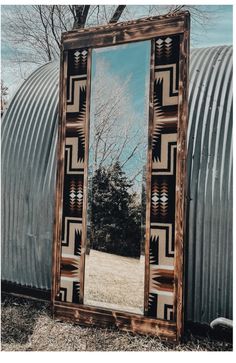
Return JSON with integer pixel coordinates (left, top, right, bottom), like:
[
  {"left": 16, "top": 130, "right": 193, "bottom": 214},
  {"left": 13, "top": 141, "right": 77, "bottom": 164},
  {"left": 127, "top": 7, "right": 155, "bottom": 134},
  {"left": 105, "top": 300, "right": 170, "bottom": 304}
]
[
  {"left": 152, "top": 195, "right": 159, "bottom": 203},
  {"left": 77, "top": 192, "right": 83, "bottom": 200},
  {"left": 165, "top": 37, "right": 172, "bottom": 44},
  {"left": 156, "top": 39, "right": 163, "bottom": 46}
]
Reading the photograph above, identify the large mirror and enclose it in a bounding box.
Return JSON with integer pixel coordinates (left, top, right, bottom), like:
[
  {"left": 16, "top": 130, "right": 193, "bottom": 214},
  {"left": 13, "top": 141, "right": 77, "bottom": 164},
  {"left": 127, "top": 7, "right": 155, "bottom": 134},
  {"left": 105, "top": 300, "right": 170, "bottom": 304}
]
[
  {"left": 84, "top": 41, "right": 151, "bottom": 314},
  {"left": 53, "top": 13, "right": 189, "bottom": 340}
]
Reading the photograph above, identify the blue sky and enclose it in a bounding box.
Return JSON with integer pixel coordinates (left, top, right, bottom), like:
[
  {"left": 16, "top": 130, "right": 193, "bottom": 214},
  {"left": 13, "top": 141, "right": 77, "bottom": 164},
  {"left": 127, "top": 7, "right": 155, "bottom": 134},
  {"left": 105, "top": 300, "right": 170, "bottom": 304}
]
[
  {"left": 90, "top": 41, "right": 150, "bottom": 191},
  {"left": 1, "top": 5, "right": 233, "bottom": 99},
  {"left": 92, "top": 41, "right": 151, "bottom": 115},
  {"left": 190, "top": 5, "right": 232, "bottom": 47}
]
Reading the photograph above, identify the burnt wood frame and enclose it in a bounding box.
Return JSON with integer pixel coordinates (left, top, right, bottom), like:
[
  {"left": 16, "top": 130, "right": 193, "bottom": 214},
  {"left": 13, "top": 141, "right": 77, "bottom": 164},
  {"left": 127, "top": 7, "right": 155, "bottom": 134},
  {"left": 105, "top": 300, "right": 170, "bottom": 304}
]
[{"left": 52, "top": 12, "right": 190, "bottom": 341}]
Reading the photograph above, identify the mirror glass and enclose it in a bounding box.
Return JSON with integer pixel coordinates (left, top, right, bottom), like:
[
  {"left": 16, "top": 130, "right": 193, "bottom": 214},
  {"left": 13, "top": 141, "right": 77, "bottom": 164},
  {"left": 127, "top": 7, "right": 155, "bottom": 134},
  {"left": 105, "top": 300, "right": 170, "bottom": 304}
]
[{"left": 84, "top": 41, "right": 151, "bottom": 314}]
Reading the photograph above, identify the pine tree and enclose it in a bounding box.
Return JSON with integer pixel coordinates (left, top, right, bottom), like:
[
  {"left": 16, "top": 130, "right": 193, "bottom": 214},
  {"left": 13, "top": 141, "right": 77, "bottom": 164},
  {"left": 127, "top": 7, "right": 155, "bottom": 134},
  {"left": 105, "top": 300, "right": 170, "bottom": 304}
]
[{"left": 90, "top": 161, "right": 141, "bottom": 257}]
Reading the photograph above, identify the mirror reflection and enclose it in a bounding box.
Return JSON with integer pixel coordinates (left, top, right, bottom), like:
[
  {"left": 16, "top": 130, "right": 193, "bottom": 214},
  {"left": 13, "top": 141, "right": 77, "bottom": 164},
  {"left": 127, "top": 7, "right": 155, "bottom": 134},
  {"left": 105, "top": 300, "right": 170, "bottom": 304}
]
[{"left": 84, "top": 41, "right": 151, "bottom": 314}]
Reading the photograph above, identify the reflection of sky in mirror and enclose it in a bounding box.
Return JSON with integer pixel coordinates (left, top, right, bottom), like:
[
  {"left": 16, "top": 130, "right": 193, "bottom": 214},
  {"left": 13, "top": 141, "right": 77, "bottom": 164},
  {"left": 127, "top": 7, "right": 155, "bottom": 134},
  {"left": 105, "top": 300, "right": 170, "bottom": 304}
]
[
  {"left": 92, "top": 41, "right": 151, "bottom": 115},
  {"left": 90, "top": 41, "right": 151, "bottom": 193}
]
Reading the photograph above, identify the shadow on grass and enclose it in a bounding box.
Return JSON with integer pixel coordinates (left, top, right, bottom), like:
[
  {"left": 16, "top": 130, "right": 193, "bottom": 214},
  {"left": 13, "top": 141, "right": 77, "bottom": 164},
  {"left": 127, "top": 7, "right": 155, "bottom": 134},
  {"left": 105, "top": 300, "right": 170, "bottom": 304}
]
[
  {"left": 1, "top": 294, "right": 50, "bottom": 345},
  {"left": 1, "top": 293, "right": 233, "bottom": 351}
]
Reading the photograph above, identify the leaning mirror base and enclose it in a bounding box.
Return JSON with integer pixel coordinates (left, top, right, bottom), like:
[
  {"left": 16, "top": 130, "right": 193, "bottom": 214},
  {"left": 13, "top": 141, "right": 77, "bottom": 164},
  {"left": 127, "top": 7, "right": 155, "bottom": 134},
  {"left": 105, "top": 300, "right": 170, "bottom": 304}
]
[{"left": 52, "top": 301, "right": 178, "bottom": 341}]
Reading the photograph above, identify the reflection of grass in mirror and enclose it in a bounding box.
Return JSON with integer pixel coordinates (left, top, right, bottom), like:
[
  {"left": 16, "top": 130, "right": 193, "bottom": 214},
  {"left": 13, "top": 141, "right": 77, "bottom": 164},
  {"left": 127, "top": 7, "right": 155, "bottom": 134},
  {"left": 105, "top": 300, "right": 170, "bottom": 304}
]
[{"left": 84, "top": 249, "right": 145, "bottom": 314}]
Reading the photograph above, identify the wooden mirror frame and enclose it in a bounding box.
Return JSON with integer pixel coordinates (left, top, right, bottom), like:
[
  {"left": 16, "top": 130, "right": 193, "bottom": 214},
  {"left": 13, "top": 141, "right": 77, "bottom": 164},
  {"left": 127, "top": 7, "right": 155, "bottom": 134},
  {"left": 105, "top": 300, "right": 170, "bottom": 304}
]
[{"left": 52, "top": 12, "right": 190, "bottom": 341}]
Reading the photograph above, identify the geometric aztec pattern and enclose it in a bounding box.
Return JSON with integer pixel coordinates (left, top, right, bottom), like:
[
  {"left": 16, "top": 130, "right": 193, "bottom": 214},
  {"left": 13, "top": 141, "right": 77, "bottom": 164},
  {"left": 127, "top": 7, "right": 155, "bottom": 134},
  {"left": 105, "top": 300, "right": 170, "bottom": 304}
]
[
  {"left": 147, "top": 35, "right": 180, "bottom": 320},
  {"left": 56, "top": 48, "right": 88, "bottom": 304},
  {"left": 56, "top": 37, "right": 181, "bottom": 322}
]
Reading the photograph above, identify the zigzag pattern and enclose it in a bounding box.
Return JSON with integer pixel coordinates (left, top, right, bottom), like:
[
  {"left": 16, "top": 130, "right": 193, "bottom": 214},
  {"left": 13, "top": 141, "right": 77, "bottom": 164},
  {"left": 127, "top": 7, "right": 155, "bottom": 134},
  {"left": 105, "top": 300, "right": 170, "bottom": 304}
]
[
  {"left": 152, "top": 134, "right": 177, "bottom": 175},
  {"left": 77, "top": 122, "right": 85, "bottom": 145},
  {"left": 148, "top": 35, "right": 180, "bottom": 321},
  {"left": 152, "top": 121, "right": 177, "bottom": 152},
  {"left": 151, "top": 181, "right": 168, "bottom": 218},
  {"left": 148, "top": 292, "right": 157, "bottom": 310},
  {"left": 149, "top": 267, "right": 174, "bottom": 293},
  {"left": 67, "top": 77, "right": 86, "bottom": 113},
  {"left": 61, "top": 256, "right": 80, "bottom": 278},
  {"left": 154, "top": 67, "right": 178, "bottom": 107},
  {"left": 155, "top": 37, "right": 173, "bottom": 59},
  {"left": 69, "top": 179, "right": 83, "bottom": 212},
  {"left": 74, "top": 49, "right": 88, "bottom": 69},
  {"left": 58, "top": 47, "right": 88, "bottom": 305},
  {"left": 74, "top": 229, "right": 82, "bottom": 256},
  {"left": 65, "top": 137, "right": 84, "bottom": 174},
  {"left": 150, "top": 224, "right": 174, "bottom": 264}
]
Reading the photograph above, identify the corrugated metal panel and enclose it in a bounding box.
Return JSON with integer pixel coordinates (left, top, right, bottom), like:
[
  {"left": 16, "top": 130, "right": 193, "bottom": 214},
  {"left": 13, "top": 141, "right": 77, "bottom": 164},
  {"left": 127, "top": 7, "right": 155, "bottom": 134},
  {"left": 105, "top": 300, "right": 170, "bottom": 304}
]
[
  {"left": 1, "top": 46, "right": 232, "bottom": 324},
  {"left": 186, "top": 46, "right": 233, "bottom": 323},
  {"left": 1, "top": 62, "right": 59, "bottom": 289}
]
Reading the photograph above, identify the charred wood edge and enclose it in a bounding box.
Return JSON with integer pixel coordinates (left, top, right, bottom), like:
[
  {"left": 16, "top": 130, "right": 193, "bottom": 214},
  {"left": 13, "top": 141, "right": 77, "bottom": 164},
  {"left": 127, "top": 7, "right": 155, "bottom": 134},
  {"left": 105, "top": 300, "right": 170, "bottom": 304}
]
[
  {"left": 80, "top": 48, "right": 92, "bottom": 304},
  {"left": 174, "top": 12, "right": 190, "bottom": 342},
  {"left": 1, "top": 280, "right": 51, "bottom": 302},
  {"left": 73, "top": 5, "right": 90, "bottom": 29},
  {"left": 144, "top": 39, "right": 155, "bottom": 316},
  {"left": 53, "top": 301, "right": 177, "bottom": 341},
  {"left": 51, "top": 43, "right": 68, "bottom": 306},
  {"left": 109, "top": 5, "right": 126, "bottom": 24},
  {"left": 62, "top": 12, "right": 189, "bottom": 50},
  {"left": 52, "top": 11, "right": 190, "bottom": 340},
  {"left": 64, "top": 11, "right": 188, "bottom": 36}
]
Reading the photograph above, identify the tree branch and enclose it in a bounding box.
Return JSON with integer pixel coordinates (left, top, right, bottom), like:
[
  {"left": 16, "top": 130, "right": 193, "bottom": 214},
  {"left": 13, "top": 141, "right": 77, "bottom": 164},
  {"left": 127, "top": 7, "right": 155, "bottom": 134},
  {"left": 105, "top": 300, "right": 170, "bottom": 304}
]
[{"left": 109, "top": 5, "right": 126, "bottom": 23}]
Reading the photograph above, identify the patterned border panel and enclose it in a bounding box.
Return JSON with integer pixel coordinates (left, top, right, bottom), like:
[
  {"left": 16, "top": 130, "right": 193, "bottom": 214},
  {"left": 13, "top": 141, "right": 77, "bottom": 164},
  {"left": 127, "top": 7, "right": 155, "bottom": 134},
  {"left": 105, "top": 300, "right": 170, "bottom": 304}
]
[
  {"left": 57, "top": 48, "right": 88, "bottom": 304},
  {"left": 148, "top": 35, "right": 180, "bottom": 320}
]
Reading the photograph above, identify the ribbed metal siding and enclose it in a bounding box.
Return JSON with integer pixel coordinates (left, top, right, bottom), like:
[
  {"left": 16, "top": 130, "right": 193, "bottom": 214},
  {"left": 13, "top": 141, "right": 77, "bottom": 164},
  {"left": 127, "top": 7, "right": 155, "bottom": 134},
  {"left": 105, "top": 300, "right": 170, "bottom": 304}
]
[
  {"left": 186, "top": 46, "right": 232, "bottom": 323},
  {"left": 1, "top": 62, "right": 59, "bottom": 289},
  {"left": 1, "top": 46, "right": 232, "bottom": 324}
]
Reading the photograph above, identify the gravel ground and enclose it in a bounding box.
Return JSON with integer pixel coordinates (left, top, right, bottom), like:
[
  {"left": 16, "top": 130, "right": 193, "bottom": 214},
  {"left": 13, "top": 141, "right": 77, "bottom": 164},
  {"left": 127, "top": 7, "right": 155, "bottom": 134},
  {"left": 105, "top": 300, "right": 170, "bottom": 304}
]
[{"left": 1, "top": 294, "right": 233, "bottom": 352}]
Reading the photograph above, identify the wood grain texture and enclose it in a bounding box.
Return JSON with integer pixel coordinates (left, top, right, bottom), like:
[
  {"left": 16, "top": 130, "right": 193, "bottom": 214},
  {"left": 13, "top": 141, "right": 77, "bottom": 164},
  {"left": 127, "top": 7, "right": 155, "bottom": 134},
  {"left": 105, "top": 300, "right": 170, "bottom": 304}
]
[
  {"left": 174, "top": 13, "right": 190, "bottom": 341},
  {"left": 62, "top": 12, "right": 188, "bottom": 50},
  {"left": 51, "top": 49, "right": 68, "bottom": 305},
  {"left": 53, "top": 301, "right": 177, "bottom": 340},
  {"left": 79, "top": 48, "right": 92, "bottom": 304},
  {"left": 144, "top": 39, "right": 155, "bottom": 316}
]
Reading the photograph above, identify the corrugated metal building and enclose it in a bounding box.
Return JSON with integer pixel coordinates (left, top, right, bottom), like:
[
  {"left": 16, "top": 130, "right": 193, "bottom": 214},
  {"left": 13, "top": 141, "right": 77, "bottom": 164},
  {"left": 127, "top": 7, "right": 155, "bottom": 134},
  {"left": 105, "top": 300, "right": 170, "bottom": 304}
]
[{"left": 1, "top": 45, "right": 232, "bottom": 325}]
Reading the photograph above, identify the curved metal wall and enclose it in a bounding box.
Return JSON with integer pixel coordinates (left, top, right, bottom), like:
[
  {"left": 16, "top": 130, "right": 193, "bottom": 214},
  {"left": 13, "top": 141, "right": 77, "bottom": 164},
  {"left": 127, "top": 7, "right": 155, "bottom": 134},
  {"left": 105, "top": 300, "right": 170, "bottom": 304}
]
[
  {"left": 1, "top": 46, "right": 232, "bottom": 324},
  {"left": 186, "top": 46, "right": 233, "bottom": 323},
  {"left": 1, "top": 61, "right": 59, "bottom": 289}
]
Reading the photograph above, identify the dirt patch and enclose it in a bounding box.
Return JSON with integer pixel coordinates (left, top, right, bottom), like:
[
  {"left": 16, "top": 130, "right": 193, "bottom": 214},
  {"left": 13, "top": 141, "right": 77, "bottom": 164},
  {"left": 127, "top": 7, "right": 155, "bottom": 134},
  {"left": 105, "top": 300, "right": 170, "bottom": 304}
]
[{"left": 1, "top": 294, "right": 233, "bottom": 352}]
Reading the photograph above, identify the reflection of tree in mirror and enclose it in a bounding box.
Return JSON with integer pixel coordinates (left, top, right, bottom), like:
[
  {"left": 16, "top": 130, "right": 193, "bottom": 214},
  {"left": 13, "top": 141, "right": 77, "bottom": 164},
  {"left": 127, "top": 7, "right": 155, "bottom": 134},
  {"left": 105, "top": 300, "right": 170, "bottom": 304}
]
[
  {"left": 88, "top": 42, "right": 150, "bottom": 258},
  {"left": 90, "top": 57, "right": 148, "bottom": 192},
  {"left": 90, "top": 161, "right": 142, "bottom": 258}
]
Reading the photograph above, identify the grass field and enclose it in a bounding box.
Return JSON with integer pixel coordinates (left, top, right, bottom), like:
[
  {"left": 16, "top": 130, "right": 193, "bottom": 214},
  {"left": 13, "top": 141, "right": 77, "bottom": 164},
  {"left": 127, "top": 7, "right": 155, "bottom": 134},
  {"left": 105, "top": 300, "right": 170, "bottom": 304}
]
[
  {"left": 84, "top": 249, "right": 145, "bottom": 314},
  {"left": 1, "top": 294, "right": 232, "bottom": 352}
]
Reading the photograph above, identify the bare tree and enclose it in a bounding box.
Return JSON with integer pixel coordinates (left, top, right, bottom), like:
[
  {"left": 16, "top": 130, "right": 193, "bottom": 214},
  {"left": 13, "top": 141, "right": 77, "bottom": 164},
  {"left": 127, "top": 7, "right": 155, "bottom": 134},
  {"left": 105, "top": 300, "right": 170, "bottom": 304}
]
[
  {"left": 2, "top": 5, "right": 210, "bottom": 65},
  {"left": 1, "top": 80, "right": 9, "bottom": 114},
  {"left": 2, "top": 4, "right": 211, "bottom": 100},
  {"left": 90, "top": 57, "right": 148, "bottom": 190},
  {"left": 2, "top": 5, "right": 75, "bottom": 64}
]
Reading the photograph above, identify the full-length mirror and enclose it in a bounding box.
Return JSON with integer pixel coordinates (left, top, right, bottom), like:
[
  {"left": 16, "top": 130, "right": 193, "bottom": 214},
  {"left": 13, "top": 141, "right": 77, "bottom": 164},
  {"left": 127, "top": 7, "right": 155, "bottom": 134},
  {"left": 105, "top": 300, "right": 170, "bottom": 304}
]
[
  {"left": 84, "top": 41, "right": 151, "bottom": 314},
  {"left": 53, "top": 13, "right": 189, "bottom": 340}
]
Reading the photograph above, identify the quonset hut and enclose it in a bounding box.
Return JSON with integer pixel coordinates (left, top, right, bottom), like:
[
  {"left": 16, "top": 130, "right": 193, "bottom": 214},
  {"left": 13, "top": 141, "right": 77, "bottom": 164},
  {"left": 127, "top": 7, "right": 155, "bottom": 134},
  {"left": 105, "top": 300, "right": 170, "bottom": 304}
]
[{"left": 1, "top": 45, "right": 232, "bottom": 326}]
